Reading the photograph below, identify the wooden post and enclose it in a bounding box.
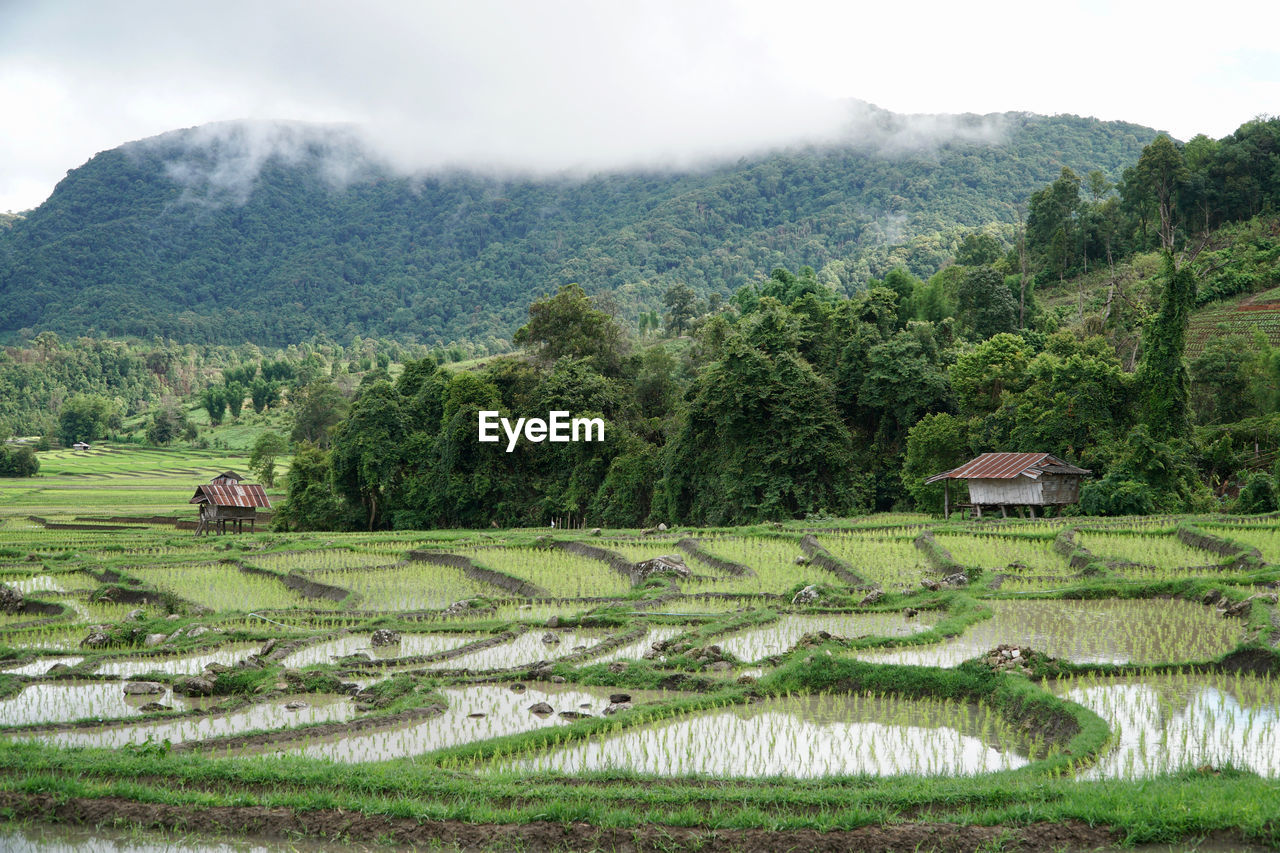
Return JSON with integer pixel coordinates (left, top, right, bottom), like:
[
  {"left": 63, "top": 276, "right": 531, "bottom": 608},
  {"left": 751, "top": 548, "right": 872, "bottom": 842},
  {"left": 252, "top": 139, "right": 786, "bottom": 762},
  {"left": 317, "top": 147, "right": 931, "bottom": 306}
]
[
  {"left": 943, "top": 480, "right": 950, "bottom": 520},
  {"left": 1028, "top": 505, "right": 1037, "bottom": 520},
  {"left": 1000, "top": 505, "right": 1008, "bottom": 518}
]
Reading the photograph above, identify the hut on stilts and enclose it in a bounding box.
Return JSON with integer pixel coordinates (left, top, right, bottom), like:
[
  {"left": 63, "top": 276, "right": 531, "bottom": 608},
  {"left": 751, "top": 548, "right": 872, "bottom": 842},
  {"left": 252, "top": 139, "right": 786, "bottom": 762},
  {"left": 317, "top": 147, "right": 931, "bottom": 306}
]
[
  {"left": 926, "top": 452, "right": 1090, "bottom": 519},
  {"left": 190, "top": 471, "right": 271, "bottom": 535}
]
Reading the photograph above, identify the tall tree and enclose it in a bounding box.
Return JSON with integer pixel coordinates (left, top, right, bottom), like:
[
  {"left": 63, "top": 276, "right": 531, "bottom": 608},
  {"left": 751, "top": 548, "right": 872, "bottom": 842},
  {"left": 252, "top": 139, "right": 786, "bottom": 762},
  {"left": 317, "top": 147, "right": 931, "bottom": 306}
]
[
  {"left": 1135, "top": 253, "right": 1196, "bottom": 439},
  {"left": 1133, "top": 134, "right": 1187, "bottom": 251}
]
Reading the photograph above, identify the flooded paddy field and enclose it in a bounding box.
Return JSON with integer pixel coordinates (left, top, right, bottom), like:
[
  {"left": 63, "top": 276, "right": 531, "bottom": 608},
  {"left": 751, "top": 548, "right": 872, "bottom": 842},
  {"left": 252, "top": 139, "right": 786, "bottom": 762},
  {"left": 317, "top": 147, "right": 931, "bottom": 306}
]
[
  {"left": 717, "top": 611, "right": 937, "bottom": 662},
  {"left": 498, "top": 691, "right": 1037, "bottom": 777},
  {"left": 262, "top": 683, "right": 673, "bottom": 762},
  {"left": 850, "top": 597, "right": 1242, "bottom": 667},
  {"left": 1052, "top": 670, "right": 1280, "bottom": 779},
  {"left": 2, "top": 448, "right": 1279, "bottom": 850}
]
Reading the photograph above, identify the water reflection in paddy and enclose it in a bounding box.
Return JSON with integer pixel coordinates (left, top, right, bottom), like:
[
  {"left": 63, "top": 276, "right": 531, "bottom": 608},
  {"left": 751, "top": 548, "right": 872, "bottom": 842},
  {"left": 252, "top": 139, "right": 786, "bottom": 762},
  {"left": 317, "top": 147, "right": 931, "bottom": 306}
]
[
  {"left": 266, "top": 683, "right": 670, "bottom": 763},
  {"left": 0, "top": 656, "right": 83, "bottom": 676},
  {"left": 851, "top": 599, "right": 1239, "bottom": 667},
  {"left": 14, "top": 693, "right": 356, "bottom": 749},
  {"left": 0, "top": 681, "right": 202, "bottom": 725},
  {"left": 422, "top": 629, "right": 609, "bottom": 671},
  {"left": 591, "top": 627, "right": 684, "bottom": 663},
  {"left": 281, "top": 634, "right": 474, "bottom": 668},
  {"left": 500, "top": 692, "right": 1034, "bottom": 778},
  {"left": 719, "top": 612, "right": 935, "bottom": 662},
  {"left": 1052, "top": 671, "right": 1280, "bottom": 779},
  {"left": 92, "top": 644, "right": 256, "bottom": 677}
]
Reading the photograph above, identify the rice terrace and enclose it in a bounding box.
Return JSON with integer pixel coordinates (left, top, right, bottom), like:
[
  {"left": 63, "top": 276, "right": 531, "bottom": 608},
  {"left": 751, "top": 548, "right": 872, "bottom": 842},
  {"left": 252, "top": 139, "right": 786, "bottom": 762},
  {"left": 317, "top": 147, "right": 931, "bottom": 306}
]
[{"left": 0, "top": 447, "right": 1278, "bottom": 851}]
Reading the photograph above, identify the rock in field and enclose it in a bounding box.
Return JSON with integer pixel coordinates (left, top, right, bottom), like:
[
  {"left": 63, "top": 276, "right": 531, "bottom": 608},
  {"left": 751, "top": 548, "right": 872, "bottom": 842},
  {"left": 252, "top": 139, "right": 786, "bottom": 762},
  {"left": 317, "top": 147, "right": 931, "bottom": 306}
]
[
  {"left": 123, "top": 681, "right": 164, "bottom": 695},
  {"left": 541, "top": 632, "right": 561, "bottom": 645},
  {"left": 792, "top": 584, "right": 821, "bottom": 605},
  {"left": 80, "top": 629, "right": 111, "bottom": 648},
  {"left": 632, "top": 554, "right": 691, "bottom": 583},
  {"left": 370, "top": 629, "right": 401, "bottom": 647},
  {"left": 143, "top": 633, "right": 168, "bottom": 647},
  {"left": 0, "top": 584, "right": 24, "bottom": 614},
  {"left": 528, "top": 702, "right": 554, "bottom": 715},
  {"left": 858, "top": 589, "right": 885, "bottom": 606}
]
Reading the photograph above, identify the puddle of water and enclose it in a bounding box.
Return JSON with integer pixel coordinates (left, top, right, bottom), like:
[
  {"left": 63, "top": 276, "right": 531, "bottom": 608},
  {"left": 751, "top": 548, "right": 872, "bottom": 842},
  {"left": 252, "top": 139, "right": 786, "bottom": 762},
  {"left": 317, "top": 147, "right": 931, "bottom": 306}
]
[
  {"left": 422, "top": 629, "right": 610, "bottom": 671},
  {"left": 1052, "top": 671, "right": 1280, "bottom": 779},
  {"left": 850, "top": 599, "right": 1241, "bottom": 667},
  {"left": 0, "top": 656, "right": 84, "bottom": 676},
  {"left": 14, "top": 694, "right": 356, "bottom": 750},
  {"left": 265, "top": 683, "right": 670, "bottom": 763},
  {"left": 591, "top": 627, "right": 685, "bottom": 664},
  {"left": 718, "top": 613, "right": 936, "bottom": 663},
  {"left": 6, "top": 575, "right": 65, "bottom": 594},
  {"left": 280, "top": 634, "right": 475, "bottom": 668},
  {"left": 92, "top": 644, "right": 256, "bottom": 677},
  {"left": 0, "top": 681, "right": 201, "bottom": 726},
  {"left": 499, "top": 692, "right": 1034, "bottom": 778}
]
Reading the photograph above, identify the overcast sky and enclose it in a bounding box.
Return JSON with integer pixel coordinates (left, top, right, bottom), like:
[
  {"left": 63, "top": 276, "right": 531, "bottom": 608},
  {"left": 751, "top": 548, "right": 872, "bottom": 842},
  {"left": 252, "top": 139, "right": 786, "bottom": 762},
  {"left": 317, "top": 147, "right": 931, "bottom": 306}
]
[{"left": 2, "top": 0, "right": 1278, "bottom": 213}]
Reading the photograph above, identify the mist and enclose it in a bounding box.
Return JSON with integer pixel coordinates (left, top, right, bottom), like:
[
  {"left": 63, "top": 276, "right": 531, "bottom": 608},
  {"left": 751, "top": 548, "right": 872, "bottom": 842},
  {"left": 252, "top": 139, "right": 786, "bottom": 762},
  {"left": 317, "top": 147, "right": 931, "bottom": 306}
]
[{"left": 1, "top": 1, "right": 1018, "bottom": 211}]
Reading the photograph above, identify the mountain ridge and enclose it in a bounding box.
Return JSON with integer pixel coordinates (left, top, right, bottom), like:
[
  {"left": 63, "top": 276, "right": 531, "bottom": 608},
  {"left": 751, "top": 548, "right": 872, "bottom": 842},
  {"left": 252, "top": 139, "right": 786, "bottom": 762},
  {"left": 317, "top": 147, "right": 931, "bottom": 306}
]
[{"left": 0, "top": 109, "right": 1158, "bottom": 347}]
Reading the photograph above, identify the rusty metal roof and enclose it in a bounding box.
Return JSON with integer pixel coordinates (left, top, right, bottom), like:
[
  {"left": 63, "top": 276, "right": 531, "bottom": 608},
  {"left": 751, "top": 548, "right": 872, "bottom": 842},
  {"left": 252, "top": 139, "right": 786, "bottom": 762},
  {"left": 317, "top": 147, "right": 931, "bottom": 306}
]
[
  {"left": 189, "top": 483, "right": 271, "bottom": 508},
  {"left": 925, "top": 452, "right": 1090, "bottom": 484}
]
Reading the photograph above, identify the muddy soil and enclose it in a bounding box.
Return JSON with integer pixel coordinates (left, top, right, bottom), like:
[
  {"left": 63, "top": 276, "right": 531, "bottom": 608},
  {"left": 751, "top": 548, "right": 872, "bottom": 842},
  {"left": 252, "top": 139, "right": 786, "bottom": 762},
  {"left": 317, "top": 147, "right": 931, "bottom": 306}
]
[{"left": 0, "top": 791, "right": 1126, "bottom": 852}]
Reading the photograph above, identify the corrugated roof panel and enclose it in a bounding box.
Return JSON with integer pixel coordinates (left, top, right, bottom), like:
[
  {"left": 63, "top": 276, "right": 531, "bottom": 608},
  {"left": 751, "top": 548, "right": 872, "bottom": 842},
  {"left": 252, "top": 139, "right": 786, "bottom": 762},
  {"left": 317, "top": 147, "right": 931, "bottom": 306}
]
[
  {"left": 925, "top": 452, "right": 1090, "bottom": 484},
  {"left": 189, "top": 484, "right": 271, "bottom": 508}
]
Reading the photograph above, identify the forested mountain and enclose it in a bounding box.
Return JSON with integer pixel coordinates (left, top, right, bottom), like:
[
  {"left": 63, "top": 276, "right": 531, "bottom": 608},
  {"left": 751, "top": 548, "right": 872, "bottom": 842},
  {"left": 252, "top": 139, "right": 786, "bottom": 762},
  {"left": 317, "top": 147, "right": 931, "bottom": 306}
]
[{"left": 0, "top": 109, "right": 1157, "bottom": 348}]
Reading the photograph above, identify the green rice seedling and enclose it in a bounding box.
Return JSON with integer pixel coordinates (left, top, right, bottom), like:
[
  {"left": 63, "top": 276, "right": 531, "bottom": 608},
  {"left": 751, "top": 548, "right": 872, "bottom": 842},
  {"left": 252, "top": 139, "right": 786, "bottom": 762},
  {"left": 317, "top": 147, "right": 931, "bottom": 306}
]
[
  {"left": 1052, "top": 670, "right": 1280, "bottom": 779},
  {"left": 498, "top": 691, "right": 1034, "bottom": 778},
  {"left": 1075, "top": 532, "right": 1216, "bottom": 570},
  {"left": 819, "top": 533, "right": 929, "bottom": 591},
  {"left": 266, "top": 683, "right": 664, "bottom": 762},
  {"left": 935, "top": 533, "right": 1070, "bottom": 574},
  {"left": 462, "top": 547, "right": 633, "bottom": 598},
  {"left": 851, "top": 598, "right": 1242, "bottom": 667},
  {"left": 126, "top": 564, "right": 319, "bottom": 612},
  {"left": 16, "top": 693, "right": 359, "bottom": 750},
  {"left": 715, "top": 613, "right": 938, "bottom": 663},
  {"left": 307, "top": 562, "right": 497, "bottom": 610}
]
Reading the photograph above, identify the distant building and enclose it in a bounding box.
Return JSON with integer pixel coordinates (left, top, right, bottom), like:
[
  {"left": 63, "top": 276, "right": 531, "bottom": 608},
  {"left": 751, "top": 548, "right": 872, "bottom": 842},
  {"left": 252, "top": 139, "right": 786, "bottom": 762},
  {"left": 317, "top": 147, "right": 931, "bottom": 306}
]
[
  {"left": 925, "top": 452, "right": 1090, "bottom": 519},
  {"left": 72, "top": 442, "right": 91, "bottom": 451},
  {"left": 190, "top": 473, "right": 271, "bottom": 535}
]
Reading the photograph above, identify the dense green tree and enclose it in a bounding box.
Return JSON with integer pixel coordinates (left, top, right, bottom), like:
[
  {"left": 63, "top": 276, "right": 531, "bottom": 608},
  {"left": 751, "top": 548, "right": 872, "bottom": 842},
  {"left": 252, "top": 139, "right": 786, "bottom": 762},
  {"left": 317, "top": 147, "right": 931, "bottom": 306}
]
[
  {"left": 248, "top": 432, "right": 288, "bottom": 488},
  {"left": 273, "top": 443, "right": 342, "bottom": 531},
  {"left": 0, "top": 446, "right": 39, "bottom": 478},
  {"left": 956, "top": 266, "right": 1017, "bottom": 339},
  {"left": 662, "top": 283, "right": 699, "bottom": 336},
  {"left": 290, "top": 380, "right": 349, "bottom": 448},
  {"left": 58, "top": 394, "right": 118, "bottom": 446},
  {"left": 659, "top": 338, "right": 863, "bottom": 525},
  {"left": 1135, "top": 254, "right": 1196, "bottom": 440},
  {"left": 901, "top": 413, "right": 972, "bottom": 513},
  {"left": 201, "top": 386, "right": 226, "bottom": 426},
  {"left": 329, "top": 380, "right": 407, "bottom": 530},
  {"left": 513, "top": 284, "right": 629, "bottom": 377}
]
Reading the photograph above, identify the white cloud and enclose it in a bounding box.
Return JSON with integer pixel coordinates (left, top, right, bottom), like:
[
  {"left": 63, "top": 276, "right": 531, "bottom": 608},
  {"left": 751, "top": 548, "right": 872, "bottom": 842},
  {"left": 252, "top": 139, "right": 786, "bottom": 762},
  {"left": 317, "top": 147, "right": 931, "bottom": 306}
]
[{"left": 1, "top": 0, "right": 1276, "bottom": 212}]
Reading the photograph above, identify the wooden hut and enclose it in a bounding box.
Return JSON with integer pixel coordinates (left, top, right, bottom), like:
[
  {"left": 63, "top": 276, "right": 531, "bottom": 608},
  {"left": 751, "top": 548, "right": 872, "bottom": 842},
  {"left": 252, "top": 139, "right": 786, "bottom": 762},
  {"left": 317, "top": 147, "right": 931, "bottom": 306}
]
[
  {"left": 72, "top": 442, "right": 91, "bottom": 451},
  {"left": 190, "top": 473, "right": 270, "bottom": 535},
  {"left": 926, "top": 452, "right": 1090, "bottom": 519}
]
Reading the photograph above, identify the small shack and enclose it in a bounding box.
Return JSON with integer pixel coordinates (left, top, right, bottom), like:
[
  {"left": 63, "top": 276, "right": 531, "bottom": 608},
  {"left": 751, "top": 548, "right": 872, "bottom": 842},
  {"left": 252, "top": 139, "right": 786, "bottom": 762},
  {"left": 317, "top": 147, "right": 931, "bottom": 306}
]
[
  {"left": 925, "top": 452, "right": 1090, "bottom": 519},
  {"left": 72, "top": 442, "right": 91, "bottom": 451},
  {"left": 189, "top": 472, "right": 271, "bottom": 535}
]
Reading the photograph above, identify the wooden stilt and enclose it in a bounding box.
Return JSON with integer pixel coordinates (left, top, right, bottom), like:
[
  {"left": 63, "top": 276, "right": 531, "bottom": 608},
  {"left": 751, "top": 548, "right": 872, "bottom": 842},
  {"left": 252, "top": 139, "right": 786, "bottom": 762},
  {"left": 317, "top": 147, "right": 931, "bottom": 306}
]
[
  {"left": 943, "top": 480, "right": 950, "bottom": 520},
  {"left": 1000, "top": 505, "right": 1008, "bottom": 518}
]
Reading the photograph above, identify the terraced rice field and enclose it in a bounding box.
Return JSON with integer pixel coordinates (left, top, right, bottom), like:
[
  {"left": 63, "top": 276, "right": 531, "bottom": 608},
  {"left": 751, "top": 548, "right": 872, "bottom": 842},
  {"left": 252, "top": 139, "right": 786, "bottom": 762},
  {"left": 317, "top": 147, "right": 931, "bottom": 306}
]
[{"left": 1, "top": 446, "right": 1278, "bottom": 851}]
